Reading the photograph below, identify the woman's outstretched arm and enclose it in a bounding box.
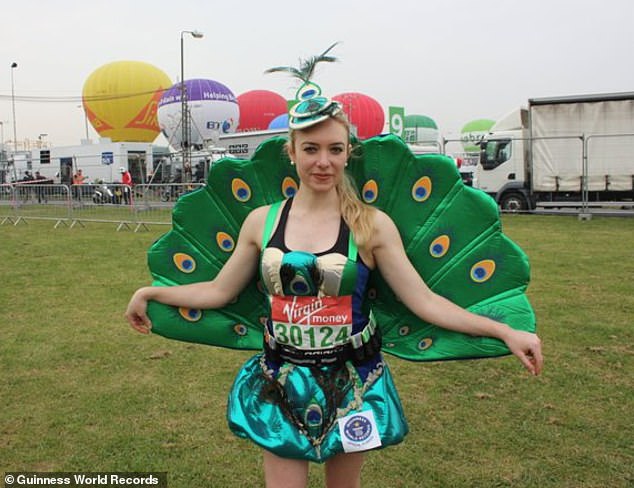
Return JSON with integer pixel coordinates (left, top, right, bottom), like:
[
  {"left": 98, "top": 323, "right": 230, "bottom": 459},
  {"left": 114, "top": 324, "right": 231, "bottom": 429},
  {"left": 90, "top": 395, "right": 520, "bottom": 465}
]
[
  {"left": 125, "top": 206, "right": 268, "bottom": 334},
  {"left": 369, "top": 210, "right": 543, "bottom": 375}
]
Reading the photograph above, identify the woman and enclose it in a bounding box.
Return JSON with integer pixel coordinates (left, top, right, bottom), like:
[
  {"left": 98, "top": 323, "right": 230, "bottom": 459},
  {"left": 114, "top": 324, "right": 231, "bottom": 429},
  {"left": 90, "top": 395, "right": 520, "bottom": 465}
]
[{"left": 126, "top": 102, "right": 542, "bottom": 488}]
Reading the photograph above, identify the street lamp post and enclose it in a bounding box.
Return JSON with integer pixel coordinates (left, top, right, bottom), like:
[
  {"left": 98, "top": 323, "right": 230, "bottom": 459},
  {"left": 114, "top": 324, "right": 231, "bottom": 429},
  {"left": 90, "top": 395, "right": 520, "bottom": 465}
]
[
  {"left": 10, "top": 62, "right": 18, "bottom": 182},
  {"left": 10, "top": 62, "right": 18, "bottom": 153},
  {"left": 180, "top": 30, "right": 203, "bottom": 183}
]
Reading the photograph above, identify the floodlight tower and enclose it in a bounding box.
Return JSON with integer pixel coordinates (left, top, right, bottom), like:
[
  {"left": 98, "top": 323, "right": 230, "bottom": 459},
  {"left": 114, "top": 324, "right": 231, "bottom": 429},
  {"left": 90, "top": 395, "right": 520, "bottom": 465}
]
[{"left": 180, "top": 30, "right": 203, "bottom": 182}]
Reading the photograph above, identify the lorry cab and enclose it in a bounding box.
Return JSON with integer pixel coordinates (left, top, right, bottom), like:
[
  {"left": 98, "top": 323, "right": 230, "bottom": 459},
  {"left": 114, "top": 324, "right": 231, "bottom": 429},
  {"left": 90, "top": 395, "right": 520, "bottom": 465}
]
[
  {"left": 478, "top": 130, "right": 531, "bottom": 211},
  {"left": 473, "top": 108, "right": 532, "bottom": 211}
]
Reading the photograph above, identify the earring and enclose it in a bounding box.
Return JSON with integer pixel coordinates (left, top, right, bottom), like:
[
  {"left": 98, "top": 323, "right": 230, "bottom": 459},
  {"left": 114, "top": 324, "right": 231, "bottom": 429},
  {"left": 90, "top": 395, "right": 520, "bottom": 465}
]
[{"left": 290, "top": 160, "right": 295, "bottom": 166}]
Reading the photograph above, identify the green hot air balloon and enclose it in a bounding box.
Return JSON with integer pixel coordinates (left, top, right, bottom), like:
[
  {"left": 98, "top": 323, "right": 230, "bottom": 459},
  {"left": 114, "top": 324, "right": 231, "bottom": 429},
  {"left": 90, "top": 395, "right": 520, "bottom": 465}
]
[
  {"left": 460, "top": 119, "right": 496, "bottom": 152},
  {"left": 403, "top": 114, "right": 439, "bottom": 144}
]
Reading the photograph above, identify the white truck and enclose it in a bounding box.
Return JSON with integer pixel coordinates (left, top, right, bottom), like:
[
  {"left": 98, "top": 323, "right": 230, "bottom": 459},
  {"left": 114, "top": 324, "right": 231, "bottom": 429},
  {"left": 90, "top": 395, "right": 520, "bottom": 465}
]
[
  {"left": 464, "top": 92, "right": 634, "bottom": 211},
  {"left": 25, "top": 140, "right": 153, "bottom": 185}
]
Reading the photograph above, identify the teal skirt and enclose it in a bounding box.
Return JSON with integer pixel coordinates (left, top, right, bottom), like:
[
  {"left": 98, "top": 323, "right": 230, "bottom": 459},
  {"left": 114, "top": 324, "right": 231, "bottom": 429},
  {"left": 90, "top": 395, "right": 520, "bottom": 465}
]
[{"left": 226, "top": 353, "right": 408, "bottom": 463}]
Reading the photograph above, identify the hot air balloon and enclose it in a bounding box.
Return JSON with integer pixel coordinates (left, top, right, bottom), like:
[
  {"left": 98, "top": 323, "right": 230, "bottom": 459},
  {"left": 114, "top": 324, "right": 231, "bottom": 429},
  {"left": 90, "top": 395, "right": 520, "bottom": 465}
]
[
  {"left": 403, "top": 114, "right": 439, "bottom": 144},
  {"left": 237, "top": 90, "right": 287, "bottom": 132},
  {"left": 268, "top": 113, "right": 289, "bottom": 130},
  {"left": 157, "top": 79, "right": 239, "bottom": 149},
  {"left": 460, "top": 119, "right": 495, "bottom": 152},
  {"left": 82, "top": 61, "right": 172, "bottom": 142},
  {"left": 333, "top": 92, "right": 384, "bottom": 140}
]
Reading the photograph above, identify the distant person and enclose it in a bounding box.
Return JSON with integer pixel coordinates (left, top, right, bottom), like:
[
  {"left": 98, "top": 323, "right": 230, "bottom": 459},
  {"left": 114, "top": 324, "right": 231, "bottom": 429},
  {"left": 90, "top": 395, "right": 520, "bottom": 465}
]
[
  {"left": 72, "top": 169, "right": 86, "bottom": 185},
  {"left": 72, "top": 169, "right": 86, "bottom": 200},
  {"left": 34, "top": 171, "right": 47, "bottom": 203},
  {"left": 20, "top": 171, "right": 35, "bottom": 201},
  {"left": 120, "top": 167, "right": 133, "bottom": 205}
]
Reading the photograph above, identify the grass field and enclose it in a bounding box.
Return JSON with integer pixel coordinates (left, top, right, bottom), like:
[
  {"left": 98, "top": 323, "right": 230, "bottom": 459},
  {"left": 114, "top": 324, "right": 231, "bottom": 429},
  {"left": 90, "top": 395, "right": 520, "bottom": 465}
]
[{"left": 1, "top": 215, "right": 633, "bottom": 487}]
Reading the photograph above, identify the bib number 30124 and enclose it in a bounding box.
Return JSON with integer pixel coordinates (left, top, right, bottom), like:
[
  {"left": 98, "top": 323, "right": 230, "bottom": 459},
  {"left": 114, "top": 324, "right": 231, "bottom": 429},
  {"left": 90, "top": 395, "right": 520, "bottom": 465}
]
[
  {"left": 273, "top": 322, "right": 350, "bottom": 349},
  {"left": 270, "top": 295, "right": 353, "bottom": 350}
]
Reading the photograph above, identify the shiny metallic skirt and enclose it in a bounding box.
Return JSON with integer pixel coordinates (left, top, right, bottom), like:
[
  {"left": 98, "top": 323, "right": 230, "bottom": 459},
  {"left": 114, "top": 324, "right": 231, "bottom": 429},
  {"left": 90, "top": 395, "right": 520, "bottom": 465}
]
[{"left": 227, "top": 353, "right": 408, "bottom": 463}]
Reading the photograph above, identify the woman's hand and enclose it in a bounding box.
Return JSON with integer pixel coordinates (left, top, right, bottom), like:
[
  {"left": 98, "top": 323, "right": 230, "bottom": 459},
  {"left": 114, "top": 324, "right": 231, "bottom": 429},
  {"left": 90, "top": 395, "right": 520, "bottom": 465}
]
[
  {"left": 125, "top": 287, "right": 153, "bottom": 335},
  {"left": 502, "top": 329, "right": 543, "bottom": 376}
]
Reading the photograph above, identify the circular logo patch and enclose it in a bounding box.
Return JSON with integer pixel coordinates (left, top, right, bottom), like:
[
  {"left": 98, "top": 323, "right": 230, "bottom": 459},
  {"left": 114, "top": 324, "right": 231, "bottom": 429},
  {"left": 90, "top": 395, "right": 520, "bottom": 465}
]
[{"left": 343, "top": 415, "right": 373, "bottom": 443}]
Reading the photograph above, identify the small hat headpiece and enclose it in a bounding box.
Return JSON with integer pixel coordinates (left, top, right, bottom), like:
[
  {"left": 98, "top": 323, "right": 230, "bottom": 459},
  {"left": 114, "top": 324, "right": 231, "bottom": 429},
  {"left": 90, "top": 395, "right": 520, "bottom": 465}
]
[{"left": 265, "top": 42, "right": 342, "bottom": 130}]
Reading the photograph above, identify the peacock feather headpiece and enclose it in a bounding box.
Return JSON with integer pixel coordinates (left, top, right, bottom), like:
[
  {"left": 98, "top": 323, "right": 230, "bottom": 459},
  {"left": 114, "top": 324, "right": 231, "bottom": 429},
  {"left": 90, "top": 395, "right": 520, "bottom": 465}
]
[{"left": 265, "top": 42, "right": 343, "bottom": 130}]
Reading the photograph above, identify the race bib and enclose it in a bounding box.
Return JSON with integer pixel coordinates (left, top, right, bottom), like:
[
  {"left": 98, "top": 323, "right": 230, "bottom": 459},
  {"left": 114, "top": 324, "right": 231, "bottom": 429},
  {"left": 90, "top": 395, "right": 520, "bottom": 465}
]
[{"left": 270, "top": 295, "right": 353, "bottom": 350}]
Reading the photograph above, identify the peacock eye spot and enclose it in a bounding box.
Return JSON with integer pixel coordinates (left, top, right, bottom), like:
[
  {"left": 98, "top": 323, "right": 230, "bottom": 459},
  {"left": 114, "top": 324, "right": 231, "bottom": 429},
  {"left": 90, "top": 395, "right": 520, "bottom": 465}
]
[
  {"left": 412, "top": 176, "right": 432, "bottom": 202},
  {"left": 362, "top": 180, "right": 378, "bottom": 204},
  {"left": 429, "top": 235, "right": 450, "bottom": 258},
  {"left": 173, "top": 253, "right": 196, "bottom": 273},
  {"left": 179, "top": 307, "right": 202, "bottom": 322},
  {"left": 290, "top": 277, "right": 310, "bottom": 295},
  {"left": 282, "top": 177, "right": 298, "bottom": 198},
  {"left": 418, "top": 338, "right": 433, "bottom": 350},
  {"left": 231, "top": 178, "right": 252, "bottom": 202},
  {"left": 470, "top": 259, "right": 496, "bottom": 283},
  {"left": 399, "top": 326, "right": 410, "bottom": 336},
  {"left": 216, "top": 232, "right": 235, "bottom": 252},
  {"left": 305, "top": 404, "right": 323, "bottom": 426},
  {"left": 233, "top": 324, "right": 247, "bottom": 336}
]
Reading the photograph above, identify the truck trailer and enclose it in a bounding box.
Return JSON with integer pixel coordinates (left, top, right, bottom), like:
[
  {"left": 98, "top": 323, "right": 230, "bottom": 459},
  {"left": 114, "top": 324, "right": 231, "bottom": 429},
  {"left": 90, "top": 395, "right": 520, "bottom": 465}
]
[{"left": 465, "top": 92, "right": 634, "bottom": 211}]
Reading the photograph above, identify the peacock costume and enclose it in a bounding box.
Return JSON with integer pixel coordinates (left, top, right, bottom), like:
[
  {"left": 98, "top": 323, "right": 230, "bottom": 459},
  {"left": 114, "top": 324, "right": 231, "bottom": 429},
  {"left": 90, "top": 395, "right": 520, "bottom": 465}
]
[{"left": 144, "top": 50, "right": 535, "bottom": 462}]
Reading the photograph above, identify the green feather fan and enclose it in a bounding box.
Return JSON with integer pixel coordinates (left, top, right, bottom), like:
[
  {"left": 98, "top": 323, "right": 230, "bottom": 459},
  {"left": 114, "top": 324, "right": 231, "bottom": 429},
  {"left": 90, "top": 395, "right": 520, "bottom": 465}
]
[{"left": 146, "top": 134, "right": 535, "bottom": 361}]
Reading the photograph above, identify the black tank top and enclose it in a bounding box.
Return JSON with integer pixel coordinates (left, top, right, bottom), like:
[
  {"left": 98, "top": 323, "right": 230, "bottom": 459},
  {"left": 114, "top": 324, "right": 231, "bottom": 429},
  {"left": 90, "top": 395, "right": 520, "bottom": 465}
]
[{"left": 266, "top": 197, "right": 350, "bottom": 256}]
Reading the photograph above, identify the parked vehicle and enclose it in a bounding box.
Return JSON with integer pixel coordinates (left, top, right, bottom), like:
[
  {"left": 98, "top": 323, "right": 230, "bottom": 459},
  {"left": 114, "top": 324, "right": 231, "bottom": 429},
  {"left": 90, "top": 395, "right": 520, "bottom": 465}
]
[
  {"left": 92, "top": 183, "right": 120, "bottom": 204},
  {"left": 23, "top": 141, "right": 151, "bottom": 187},
  {"left": 160, "top": 171, "right": 183, "bottom": 202},
  {"left": 464, "top": 92, "right": 634, "bottom": 211}
]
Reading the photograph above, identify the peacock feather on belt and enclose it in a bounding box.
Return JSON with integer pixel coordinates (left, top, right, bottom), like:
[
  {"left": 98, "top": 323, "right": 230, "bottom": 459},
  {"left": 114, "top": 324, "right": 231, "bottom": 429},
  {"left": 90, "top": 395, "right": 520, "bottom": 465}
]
[{"left": 146, "top": 134, "right": 535, "bottom": 362}]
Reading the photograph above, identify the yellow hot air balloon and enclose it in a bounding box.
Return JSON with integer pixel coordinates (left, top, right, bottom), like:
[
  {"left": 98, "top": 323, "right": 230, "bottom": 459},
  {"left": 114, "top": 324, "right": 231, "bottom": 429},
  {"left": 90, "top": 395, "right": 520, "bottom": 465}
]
[{"left": 82, "top": 61, "right": 172, "bottom": 142}]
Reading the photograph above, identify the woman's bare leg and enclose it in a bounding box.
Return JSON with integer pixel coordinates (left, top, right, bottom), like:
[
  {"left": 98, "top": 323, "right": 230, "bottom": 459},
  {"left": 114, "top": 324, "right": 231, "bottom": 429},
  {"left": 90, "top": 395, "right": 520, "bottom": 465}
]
[
  {"left": 263, "top": 450, "right": 309, "bottom": 488},
  {"left": 324, "top": 452, "right": 365, "bottom": 488}
]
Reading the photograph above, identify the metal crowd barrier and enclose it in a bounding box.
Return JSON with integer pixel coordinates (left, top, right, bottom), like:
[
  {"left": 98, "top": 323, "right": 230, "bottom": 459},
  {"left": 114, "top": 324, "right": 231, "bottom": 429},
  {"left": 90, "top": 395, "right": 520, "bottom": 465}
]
[
  {"left": 132, "top": 183, "right": 205, "bottom": 230},
  {"left": 0, "top": 183, "right": 19, "bottom": 224},
  {"left": 0, "top": 183, "right": 72, "bottom": 227},
  {"left": 0, "top": 182, "right": 205, "bottom": 231}
]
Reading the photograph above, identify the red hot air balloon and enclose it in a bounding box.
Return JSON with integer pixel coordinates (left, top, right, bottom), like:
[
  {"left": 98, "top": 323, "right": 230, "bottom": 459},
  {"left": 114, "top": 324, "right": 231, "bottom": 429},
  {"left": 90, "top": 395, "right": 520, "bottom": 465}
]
[
  {"left": 237, "top": 90, "right": 287, "bottom": 131},
  {"left": 333, "top": 92, "right": 384, "bottom": 139}
]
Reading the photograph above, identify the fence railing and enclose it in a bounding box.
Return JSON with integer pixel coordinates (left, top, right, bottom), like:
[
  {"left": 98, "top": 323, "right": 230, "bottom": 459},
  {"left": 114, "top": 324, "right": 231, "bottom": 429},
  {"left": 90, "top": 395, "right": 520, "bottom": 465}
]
[{"left": 0, "top": 182, "right": 205, "bottom": 231}]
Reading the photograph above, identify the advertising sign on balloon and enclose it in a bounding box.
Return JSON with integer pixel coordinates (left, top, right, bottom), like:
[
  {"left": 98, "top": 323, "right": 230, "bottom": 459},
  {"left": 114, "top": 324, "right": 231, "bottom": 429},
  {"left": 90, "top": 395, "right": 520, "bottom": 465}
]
[
  {"left": 82, "top": 60, "right": 172, "bottom": 142},
  {"left": 158, "top": 79, "right": 239, "bottom": 149},
  {"left": 460, "top": 119, "right": 495, "bottom": 152}
]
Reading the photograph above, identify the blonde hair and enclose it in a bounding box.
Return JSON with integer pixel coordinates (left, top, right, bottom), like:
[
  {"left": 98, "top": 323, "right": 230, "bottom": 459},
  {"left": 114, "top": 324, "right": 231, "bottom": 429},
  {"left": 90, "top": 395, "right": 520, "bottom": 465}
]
[{"left": 287, "top": 111, "right": 376, "bottom": 247}]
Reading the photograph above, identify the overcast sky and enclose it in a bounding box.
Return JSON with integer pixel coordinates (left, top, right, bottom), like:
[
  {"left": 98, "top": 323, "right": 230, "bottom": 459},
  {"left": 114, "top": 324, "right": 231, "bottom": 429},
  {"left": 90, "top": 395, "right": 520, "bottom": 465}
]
[{"left": 1, "top": 0, "right": 633, "bottom": 148}]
